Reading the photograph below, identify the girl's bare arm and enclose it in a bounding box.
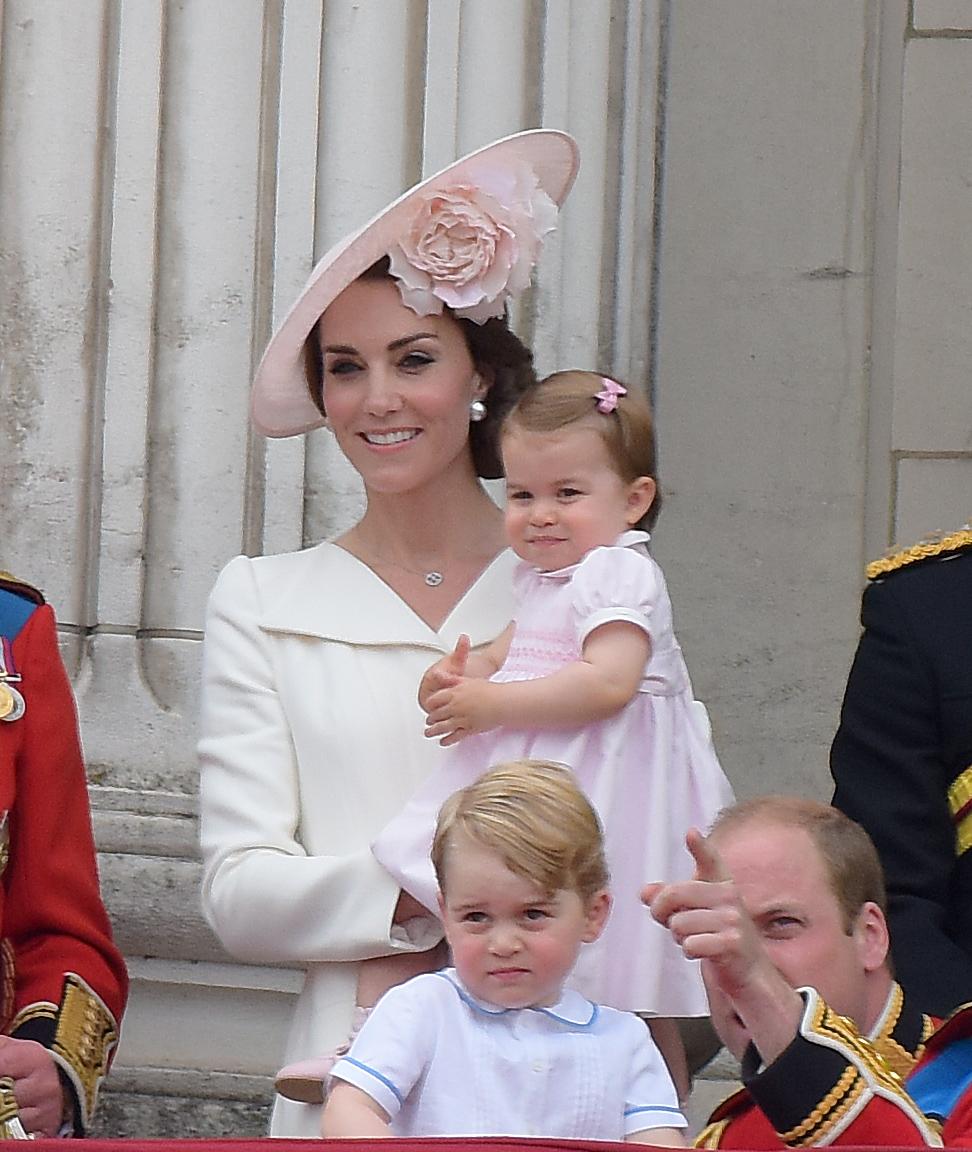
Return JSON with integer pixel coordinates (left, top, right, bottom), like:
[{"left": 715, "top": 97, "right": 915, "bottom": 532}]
[{"left": 424, "top": 620, "right": 649, "bottom": 742}]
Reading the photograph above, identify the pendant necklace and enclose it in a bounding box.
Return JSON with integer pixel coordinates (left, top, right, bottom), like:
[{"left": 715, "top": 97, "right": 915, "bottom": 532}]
[
  {"left": 367, "top": 550, "right": 446, "bottom": 587},
  {"left": 353, "top": 527, "right": 463, "bottom": 588}
]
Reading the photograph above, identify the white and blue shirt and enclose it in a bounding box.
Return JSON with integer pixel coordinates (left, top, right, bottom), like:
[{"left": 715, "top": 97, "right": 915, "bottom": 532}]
[{"left": 330, "top": 968, "right": 686, "bottom": 1139}]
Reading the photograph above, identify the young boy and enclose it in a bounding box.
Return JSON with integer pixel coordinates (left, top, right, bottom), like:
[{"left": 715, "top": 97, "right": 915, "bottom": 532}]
[{"left": 322, "top": 759, "right": 686, "bottom": 1143}]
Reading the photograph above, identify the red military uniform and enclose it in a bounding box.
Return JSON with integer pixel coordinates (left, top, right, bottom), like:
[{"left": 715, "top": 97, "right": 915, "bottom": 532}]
[
  {"left": 0, "top": 574, "right": 128, "bottom": 1133},
  {"left": 908, "top": 1003, "right": 972, "bottom": 1146},
  {"left": 695, "top": 985, "right": 940, "bottom": 1148}
]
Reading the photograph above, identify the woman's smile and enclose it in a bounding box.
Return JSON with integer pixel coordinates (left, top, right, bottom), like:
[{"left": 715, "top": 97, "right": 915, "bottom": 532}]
[{"left": 360, "top": 428, "right": 422, "bottom": 447}]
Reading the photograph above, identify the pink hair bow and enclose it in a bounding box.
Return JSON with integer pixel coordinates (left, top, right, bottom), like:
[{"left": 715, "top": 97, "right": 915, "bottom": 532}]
[{"left": 595, "top": 377, "right": 627, "bottom": 413}]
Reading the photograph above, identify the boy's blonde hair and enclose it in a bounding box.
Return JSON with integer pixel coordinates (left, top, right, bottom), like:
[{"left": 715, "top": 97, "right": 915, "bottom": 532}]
[
  {"left": 502, "top": 369, "right": 662, "bottom": 530},
  {"left": 432, "top": 759, "right": 609, "bottom": 901}
]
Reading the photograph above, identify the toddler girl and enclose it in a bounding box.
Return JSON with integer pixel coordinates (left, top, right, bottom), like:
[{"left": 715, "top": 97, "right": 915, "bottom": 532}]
[
  {"left": 373, "top": 369, "right": 735, "bottom": 1093},
  {"left": 323, "top": 759, "right": 686, "bottom": 1143}
]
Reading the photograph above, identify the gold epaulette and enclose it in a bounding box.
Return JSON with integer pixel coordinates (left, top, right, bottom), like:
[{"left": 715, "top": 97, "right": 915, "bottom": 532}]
[
  {"left": 0, "top": 572, "right": 44, "bottom": 606},
  {"left": 866, "top": 526, "right": 972, "bottom": 581}
]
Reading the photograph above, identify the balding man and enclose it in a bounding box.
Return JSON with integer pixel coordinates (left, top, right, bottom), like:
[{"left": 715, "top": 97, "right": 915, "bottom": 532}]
[{"left": 646, "top": 797, "right": 957, "bottom": 1147}]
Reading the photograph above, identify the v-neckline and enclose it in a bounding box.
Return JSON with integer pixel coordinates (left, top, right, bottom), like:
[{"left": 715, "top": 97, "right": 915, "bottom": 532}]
[{"left": 328, "top": 541, "right": 512, "bottom": 638}]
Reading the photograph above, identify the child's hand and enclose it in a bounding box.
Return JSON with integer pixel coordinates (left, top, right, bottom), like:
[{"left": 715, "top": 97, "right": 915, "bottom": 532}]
[
  {"left": 423, "top": 678, "right": 501, "bottom": 747},
  {"left": 417, "top": 634, "right": 471, "bottom": 711}
]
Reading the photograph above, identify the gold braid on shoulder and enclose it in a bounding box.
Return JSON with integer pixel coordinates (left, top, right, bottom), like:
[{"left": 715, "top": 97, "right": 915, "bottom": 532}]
[{"left": 866, "top": 523, "right": 972, "bottom": 581}]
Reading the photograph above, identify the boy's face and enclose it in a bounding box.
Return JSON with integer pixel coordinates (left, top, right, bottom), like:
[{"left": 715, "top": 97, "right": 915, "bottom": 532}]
[{"left": 437, "top": 830, "right": 610, "bottom": 1009}]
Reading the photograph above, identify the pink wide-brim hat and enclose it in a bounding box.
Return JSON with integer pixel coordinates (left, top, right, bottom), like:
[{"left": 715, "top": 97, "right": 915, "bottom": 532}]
[{"left": 250, "top": 128, "right": 580, "bottom": 438}]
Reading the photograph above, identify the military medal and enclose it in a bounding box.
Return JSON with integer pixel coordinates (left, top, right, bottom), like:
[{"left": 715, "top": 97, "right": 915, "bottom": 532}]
[
  {"left": 0, "top": 638, "right": 25, "bottom": 723},
  {"left": 0, "top": 683, "right": 24, "bottom": 723}
]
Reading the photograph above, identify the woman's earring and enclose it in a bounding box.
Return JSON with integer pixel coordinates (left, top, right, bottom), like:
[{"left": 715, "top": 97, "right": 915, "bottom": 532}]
[{"left": 469, "top": 399, "right": 487, "bottom": 423}]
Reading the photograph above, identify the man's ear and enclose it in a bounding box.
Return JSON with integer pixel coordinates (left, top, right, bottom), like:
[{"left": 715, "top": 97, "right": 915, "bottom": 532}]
[
  {"left": 855, "top": 901, "right": 890, "bottom": 973},
  {"left": 624, "top": 476, "right": 657, "bottom": 526},
  {"left": 581, "top": 890, "right": 612, "bottom": 944}
]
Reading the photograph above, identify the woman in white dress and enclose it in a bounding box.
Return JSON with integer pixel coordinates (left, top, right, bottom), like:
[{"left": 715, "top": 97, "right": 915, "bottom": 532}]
[{"left": 197, "top": 130, "right": 580, "bottom": 1137}]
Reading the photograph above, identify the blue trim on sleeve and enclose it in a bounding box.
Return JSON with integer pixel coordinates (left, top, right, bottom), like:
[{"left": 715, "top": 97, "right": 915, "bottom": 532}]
[
  {"left": 339, "top": 1056, "right": 405, "bottom": 1107},
  {"left": 0, "top": 589, "right": 37, "bottom": 641},
  {"left": 625, "top": 1105, "right": 685, "bottom": 1117},
  {"left": 908, "top": 1038, "right": 972, "bottom": 1120}
]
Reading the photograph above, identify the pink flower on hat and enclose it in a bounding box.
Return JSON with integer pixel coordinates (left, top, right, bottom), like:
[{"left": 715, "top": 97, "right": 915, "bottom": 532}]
[{"left": 387, "top": 161, "right": 559, "bottom": 324}]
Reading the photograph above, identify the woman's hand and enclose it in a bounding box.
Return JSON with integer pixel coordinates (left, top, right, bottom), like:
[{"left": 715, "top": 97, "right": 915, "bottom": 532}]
[{"left": 392, "top": 890, "right": 431, "bottom": 924}]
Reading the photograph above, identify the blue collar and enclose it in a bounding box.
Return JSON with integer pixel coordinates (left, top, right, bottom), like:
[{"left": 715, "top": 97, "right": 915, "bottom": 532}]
[{"left": 434, "top": 968, "right": 599, "bottom": 1027}]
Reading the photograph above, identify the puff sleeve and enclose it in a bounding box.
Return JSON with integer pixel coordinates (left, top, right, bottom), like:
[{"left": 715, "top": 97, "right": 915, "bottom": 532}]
[{"left": 569, "top": 545, "right": 662, "bottom": 646}]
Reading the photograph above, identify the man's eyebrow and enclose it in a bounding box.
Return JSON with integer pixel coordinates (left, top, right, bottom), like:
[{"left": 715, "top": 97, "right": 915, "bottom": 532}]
[{"left": 751, "top": 903, "right": 799, "bottom": 920}]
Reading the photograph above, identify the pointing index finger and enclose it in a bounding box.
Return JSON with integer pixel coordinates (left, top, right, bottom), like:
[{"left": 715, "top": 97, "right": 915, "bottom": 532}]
[{"left": 687, "top": 827, "right": 731, "bottom": 883}]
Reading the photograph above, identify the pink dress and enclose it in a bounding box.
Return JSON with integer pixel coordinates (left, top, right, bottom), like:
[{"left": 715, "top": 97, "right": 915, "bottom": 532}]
[{"left": 373, "top": 531, "right": 734, "bottom": 1015}]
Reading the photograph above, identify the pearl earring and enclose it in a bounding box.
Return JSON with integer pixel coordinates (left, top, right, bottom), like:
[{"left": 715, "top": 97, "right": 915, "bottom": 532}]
[{"left": 469, "top": 399, "right": 487, "bottom": 423}]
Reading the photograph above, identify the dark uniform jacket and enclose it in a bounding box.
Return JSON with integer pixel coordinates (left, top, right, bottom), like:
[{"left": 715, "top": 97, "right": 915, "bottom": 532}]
[
  {"left": 831, "top": 528, "right": 972, "bottom": 1016},
  {"left": 0, "top": 574, "right": 128, "bottom": 1132}
]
